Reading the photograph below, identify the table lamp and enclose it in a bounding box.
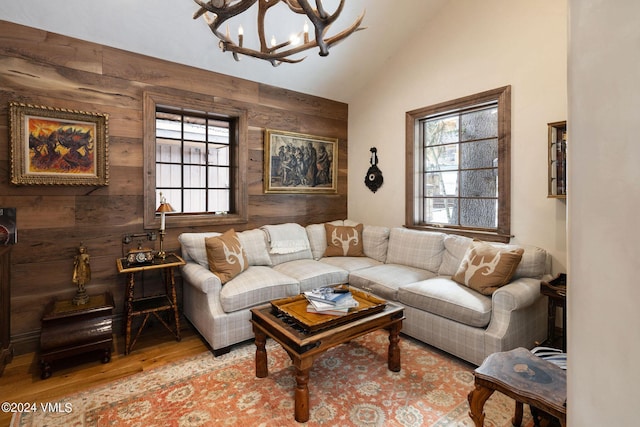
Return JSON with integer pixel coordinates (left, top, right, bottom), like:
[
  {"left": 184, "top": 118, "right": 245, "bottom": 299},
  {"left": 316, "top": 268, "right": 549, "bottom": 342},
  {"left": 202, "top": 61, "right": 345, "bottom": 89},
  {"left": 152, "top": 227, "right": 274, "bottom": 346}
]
[{"left": 155, "top": 192, "right": 174, "bottom": 259}]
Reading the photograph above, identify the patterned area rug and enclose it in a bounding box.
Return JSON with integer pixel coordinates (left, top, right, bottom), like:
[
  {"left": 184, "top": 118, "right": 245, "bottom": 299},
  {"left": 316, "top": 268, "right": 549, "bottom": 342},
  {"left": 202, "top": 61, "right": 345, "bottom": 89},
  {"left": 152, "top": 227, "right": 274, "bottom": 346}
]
[{"left": 12, "top": 331, "right": 532, "bottom": 426}]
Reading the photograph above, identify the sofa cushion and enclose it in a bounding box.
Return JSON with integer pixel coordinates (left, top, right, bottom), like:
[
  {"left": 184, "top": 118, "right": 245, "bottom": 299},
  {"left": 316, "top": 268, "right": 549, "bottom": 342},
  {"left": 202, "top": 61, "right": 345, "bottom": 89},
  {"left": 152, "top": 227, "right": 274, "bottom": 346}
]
[
  {"left": 324, "top": 223, "right": 365, "bottom": 257},
  {"left": 398, "top": 278, "right": 492, "bottom": 328},
  {"left": 438, "top": 234, "right": 548, "bottom": 280},
  {"left": 237, "top": 229, "right": 272, "bottom": 266},
  {"left": 205, "top": 229, "right": 249, "bottom": 284},
  {"left": 452, "top": 241, "right": 524, "bottom": 295},
  {"left": 345, "top": 220, "right": 390, "bottom": 263},
  {"left": 263, "top": 223, "right": 313, "bottom": 265},
  {"left": 179, "top": 232, "right": 222, "bottom": 268},
  {"left": 508, "top": 244, "right": 548, "bottom": 279},
  {"left": 179, "top": 229, "right": 272, "bottom": 269},
  {"left": 438, "top": 234, "right": 473, "bottom": 276},
  {"left": 308, "top": 220, "right": 390, "bottom": 262},
  {"left": 272, "top": 259, "right": 349, "bottom": 292},
  {"left": 320, "top": 256, "right": 383, "bottom": 272},
  {"left": 348, "top": 264, "right": 436, "bottom": 301},
  {"left": 219, "top": 266, "right": 300, "bottom": 312},
  {"left": 385, "top": 228, "right": 445, "bottom": 273},
  {"left": 306, "top": 220, "right": 344, "bottom": 260}
]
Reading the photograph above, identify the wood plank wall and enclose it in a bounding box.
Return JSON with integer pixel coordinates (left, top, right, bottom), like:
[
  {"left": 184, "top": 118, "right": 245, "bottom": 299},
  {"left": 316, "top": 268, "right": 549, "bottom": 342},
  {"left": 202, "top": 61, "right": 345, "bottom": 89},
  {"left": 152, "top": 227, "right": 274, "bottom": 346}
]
[{"left": 0, "top": 21, "right": 348, "bottom": 353}]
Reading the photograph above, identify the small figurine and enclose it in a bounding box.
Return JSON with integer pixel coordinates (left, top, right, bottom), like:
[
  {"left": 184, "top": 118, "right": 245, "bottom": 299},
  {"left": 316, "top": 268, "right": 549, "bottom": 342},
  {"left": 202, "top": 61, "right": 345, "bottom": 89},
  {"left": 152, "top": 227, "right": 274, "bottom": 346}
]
[{"left": 72, "top": 243, "right": 91, "bottom": 305}]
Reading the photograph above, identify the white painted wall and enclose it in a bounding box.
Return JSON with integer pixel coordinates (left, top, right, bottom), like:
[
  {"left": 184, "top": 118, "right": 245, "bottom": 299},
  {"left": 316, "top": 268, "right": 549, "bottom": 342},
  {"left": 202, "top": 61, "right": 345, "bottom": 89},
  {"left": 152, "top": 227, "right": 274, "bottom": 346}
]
[
  {"left": 568, "top": 1, "right": 640, "bottom": 425},
  {"left": 348, "top": 0, "right": 568, "bottom": 275}
]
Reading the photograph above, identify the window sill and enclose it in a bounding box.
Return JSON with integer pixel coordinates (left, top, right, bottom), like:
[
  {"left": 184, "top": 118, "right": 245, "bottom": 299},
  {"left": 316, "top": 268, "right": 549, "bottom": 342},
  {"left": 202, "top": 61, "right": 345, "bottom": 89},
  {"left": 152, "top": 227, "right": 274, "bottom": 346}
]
[
  {"left": 403, "top": 225, "right": 512, "bottom": 243},
  {"left": 148, "top": 213, "right": 248, "bottom": 230}
]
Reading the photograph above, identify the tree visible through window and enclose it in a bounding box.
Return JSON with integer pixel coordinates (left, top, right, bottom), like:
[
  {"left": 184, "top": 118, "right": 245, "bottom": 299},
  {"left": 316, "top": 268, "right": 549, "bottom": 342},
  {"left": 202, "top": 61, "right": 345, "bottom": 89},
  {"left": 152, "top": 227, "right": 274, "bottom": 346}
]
[{"left": 405, "top": 86, "right": 511, "bottom": 242}]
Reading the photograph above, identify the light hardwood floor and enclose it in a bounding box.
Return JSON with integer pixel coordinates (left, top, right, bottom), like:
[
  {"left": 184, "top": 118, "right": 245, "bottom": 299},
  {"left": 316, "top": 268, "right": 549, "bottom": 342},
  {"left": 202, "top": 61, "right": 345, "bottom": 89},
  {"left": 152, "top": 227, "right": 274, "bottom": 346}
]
[{"left": 0, "top": 324, "right": 209, "bottom": 426}]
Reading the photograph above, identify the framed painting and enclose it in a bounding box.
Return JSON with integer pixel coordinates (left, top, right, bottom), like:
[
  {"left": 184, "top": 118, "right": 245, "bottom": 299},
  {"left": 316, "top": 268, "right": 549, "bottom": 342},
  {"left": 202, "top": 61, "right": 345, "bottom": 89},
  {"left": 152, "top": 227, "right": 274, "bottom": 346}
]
[
  {"left": 264, "top": 129, "right": 338, "bottom": 194},
  {"left": 9, "top": 102, "right": 109, "bottom": 186}
]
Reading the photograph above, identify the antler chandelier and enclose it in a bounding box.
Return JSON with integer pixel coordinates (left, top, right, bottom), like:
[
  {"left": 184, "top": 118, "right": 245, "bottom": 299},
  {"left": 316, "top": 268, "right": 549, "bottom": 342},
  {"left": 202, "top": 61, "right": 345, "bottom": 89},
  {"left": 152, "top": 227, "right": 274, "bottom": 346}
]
[{"left": 193, "top": 0, "right": 365, "bottom": 66}]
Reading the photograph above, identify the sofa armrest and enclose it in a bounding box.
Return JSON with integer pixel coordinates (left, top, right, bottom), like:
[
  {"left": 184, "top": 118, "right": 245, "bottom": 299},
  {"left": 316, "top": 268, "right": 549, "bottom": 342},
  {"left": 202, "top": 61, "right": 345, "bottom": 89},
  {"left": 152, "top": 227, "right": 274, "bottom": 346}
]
[
  {"left": 181, "top": 262, "right": 222, "bottom": 295},
  {"left": 492, "top": 277, "right": 541, "bottom": 311},
  {"left": 485, "top": 277, "right": 543, "bottom": 338}
]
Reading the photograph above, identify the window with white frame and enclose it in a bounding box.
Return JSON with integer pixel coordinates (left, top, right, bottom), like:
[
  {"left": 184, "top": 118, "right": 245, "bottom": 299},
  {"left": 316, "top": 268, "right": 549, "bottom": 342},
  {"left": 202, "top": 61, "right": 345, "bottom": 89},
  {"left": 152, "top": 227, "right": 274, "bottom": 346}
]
[{"left": 405, "top": 86, "right": 511, "bottom": 242}]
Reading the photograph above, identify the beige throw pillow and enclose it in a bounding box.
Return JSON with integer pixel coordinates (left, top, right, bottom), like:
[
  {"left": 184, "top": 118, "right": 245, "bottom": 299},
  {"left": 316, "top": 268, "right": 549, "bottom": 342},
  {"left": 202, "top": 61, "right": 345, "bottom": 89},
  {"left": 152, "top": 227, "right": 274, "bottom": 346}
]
[
  {"left": 205, "top": 229, "right": 249, "bottom": 284},
  {"left": 323, "top": 223, "right": 365, "bottom": 257},
  {"left": 452, "top": 240, "right": 524, "bottom": 295}
]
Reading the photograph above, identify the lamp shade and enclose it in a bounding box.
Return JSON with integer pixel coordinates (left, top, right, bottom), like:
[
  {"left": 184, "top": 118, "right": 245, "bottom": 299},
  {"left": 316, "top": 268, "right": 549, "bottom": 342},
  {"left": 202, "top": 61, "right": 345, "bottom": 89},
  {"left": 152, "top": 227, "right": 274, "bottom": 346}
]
[
  {"left": 156, "top": 193, "right": 174, "bottom": 213},
  {"left": 156, "top": 202, "right": 174, "bottom": 213}
]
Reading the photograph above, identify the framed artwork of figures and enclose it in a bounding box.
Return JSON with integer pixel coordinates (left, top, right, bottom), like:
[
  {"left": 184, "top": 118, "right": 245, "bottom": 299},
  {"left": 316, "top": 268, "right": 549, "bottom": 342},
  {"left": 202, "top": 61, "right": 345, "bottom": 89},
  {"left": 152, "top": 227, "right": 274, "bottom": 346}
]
[{"left": 264, "top": 129, "right": 337, "bottom": 194}]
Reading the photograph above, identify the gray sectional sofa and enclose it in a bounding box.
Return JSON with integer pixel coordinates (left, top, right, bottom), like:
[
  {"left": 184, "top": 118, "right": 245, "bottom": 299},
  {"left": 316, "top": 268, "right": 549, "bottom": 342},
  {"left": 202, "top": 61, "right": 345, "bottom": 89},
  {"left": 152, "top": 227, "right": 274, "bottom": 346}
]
[{"left": 178, "top": 220, "right": 550, "bottom": 365}]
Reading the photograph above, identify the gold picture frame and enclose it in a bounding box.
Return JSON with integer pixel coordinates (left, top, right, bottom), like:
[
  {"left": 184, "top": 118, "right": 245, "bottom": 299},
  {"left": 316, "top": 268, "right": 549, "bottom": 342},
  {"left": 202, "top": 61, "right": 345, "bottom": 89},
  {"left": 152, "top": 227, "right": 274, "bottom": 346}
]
[
  {"left": 9, "top": 102, "right": 109, "bottom": 186},
  {"left": 264, "top": 129, "right": 337, "bottom": 194}
]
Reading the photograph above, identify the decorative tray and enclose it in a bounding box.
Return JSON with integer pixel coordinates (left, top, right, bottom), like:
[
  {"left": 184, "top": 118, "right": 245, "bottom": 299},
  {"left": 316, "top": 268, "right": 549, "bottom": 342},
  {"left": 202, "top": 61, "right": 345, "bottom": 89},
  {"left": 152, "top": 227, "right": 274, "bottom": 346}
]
[{"left": 270, "top": 285, "right": 386, "bottom": 333}]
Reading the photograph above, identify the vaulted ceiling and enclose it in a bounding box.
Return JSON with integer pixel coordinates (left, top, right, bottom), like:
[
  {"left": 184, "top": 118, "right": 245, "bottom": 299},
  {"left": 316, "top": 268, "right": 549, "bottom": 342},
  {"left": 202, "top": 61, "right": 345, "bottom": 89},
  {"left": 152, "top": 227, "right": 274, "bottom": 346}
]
[{"left": 1, "top": 0, "right": 446, "bottom": 103}]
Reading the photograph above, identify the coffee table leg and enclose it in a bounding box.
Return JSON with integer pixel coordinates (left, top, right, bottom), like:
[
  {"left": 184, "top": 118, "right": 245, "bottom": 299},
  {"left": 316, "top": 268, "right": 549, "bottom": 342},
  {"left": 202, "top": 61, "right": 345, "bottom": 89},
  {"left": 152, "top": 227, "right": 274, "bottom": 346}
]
[
  {"left": 254, "top": 329, "right": 268, "bottom": 378},
  {"left": 294, "top": 366, "right": 311, "bottom": 422},
  {"left": 513, "top": 401, "right": 523, "bottom": 426},
  {"left": 467, "top": 383, "right": 495, "bottom": 427},
  {"left": 387, "top": 322, "right": 401, "bottom": 372}
]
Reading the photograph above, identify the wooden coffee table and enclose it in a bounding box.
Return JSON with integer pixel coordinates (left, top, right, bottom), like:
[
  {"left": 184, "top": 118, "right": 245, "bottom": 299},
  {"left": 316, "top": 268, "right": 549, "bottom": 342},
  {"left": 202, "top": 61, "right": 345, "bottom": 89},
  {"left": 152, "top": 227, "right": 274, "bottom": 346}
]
[{"left": 250, "top": 301, "right": 404, "bottom": 423}]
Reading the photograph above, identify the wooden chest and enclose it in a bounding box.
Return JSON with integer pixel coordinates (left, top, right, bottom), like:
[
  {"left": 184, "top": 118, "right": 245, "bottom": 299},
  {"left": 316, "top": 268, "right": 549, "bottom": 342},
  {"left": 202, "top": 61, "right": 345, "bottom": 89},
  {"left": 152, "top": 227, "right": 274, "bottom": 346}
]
[{"left": 39, "top": 292, "right": 114, "bottom": 379}]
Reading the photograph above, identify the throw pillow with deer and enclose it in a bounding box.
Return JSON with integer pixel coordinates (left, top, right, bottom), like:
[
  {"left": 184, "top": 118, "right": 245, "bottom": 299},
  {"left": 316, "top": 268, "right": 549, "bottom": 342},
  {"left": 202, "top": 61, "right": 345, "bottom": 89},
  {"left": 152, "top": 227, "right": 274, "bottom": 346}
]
[
  {"left": 323, "top": 223, "right": 365, "bottom": 257},
  {"left": 452, "top": 240, "right": 524, "bottom": 295},
  {"left": 205, "top": 229, "right": 248, "bottom": 283}
]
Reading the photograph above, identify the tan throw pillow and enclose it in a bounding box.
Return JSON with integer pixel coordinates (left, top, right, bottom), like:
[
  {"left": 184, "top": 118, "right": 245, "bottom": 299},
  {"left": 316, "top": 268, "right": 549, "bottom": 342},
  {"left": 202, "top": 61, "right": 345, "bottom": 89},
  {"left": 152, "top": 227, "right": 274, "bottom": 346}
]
[
  {"left": 452, "top": 240, "right": 524, "bottom": 295},
  {"left": 323, "top": 223, "right": 365, "bottom": 257},
  {"left": 205, "top": 229, "right": 249, "bottom": 284}
]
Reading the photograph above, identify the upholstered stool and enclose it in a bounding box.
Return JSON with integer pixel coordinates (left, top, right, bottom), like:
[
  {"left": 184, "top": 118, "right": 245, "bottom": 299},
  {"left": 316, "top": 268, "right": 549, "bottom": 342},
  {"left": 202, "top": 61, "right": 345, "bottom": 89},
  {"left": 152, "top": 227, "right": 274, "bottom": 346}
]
[{"left": 468, "top": 347, "right": 566, "bottom": 427}]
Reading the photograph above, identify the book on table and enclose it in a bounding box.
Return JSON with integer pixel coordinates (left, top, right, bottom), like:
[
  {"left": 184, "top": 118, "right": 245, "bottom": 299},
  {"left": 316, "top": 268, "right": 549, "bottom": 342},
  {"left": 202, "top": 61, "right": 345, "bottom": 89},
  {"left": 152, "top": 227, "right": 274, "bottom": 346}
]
[
  {"left": 304, "top": 288, "right": 353, "bottom": 305},
  {"left": 304, "top": 288, "right": 359, "bottom": 316},
  {"left": 306, "top": 304, "right": 351, "bottom": 316}
]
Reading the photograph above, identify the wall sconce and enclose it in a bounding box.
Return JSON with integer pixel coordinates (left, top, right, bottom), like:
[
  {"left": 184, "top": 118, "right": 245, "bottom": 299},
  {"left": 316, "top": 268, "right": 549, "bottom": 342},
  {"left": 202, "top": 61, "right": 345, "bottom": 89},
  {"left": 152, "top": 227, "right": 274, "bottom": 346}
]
[{"left": 156, "top": 192, "right": 174, "bottom": 260}]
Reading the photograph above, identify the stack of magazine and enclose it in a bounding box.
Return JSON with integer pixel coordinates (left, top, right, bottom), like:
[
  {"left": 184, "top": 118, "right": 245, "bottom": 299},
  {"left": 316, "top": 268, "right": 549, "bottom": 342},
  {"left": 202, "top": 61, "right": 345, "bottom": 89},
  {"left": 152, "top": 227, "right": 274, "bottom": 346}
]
[{"left": 304, "top": 287, "right": 359, "bottom": 316}]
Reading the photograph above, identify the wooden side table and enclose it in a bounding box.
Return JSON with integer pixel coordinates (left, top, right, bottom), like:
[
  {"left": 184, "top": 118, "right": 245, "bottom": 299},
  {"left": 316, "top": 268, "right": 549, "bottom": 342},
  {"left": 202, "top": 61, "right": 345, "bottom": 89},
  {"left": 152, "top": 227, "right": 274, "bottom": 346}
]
[
  {"left": 541, "top": 273, "right": 567, "bottom": 351},
  {"left": 468, "top": 347, "right": 566, "bottom": 427},
  {"left": 116, "top": 253, "right": 185, "bottom": 355},
  {"left": 39, "top": 292, "right": 114, "bottom": 379}
]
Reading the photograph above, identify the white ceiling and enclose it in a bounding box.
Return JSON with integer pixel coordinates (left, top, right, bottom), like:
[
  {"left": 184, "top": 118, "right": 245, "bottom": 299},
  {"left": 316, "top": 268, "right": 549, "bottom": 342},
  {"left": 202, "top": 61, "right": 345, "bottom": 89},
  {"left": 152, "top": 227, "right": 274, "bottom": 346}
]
[{"left": 1, "top": 0, "right": 446, "bottom": 103}]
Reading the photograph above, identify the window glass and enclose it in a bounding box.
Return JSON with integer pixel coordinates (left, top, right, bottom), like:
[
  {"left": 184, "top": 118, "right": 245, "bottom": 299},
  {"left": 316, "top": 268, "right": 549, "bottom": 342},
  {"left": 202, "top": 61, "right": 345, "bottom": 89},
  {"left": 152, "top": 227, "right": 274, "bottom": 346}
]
[
  {"left": 156, "top": 109, "right": 231, "bottom": 214},
  {"left": 406, "top": 86, "right": 511, "bottom": 242}
]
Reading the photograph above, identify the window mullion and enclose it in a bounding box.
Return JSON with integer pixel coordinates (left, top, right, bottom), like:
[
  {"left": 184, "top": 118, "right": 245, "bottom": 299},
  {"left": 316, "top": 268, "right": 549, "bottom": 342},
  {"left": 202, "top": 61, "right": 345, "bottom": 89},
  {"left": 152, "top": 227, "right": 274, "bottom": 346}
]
[
  {"left": 181, "top": 113, "right": 185, "bottom": 213},
  {"left": 406, "top": 86, "right": 510, "bottom": 240}
]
